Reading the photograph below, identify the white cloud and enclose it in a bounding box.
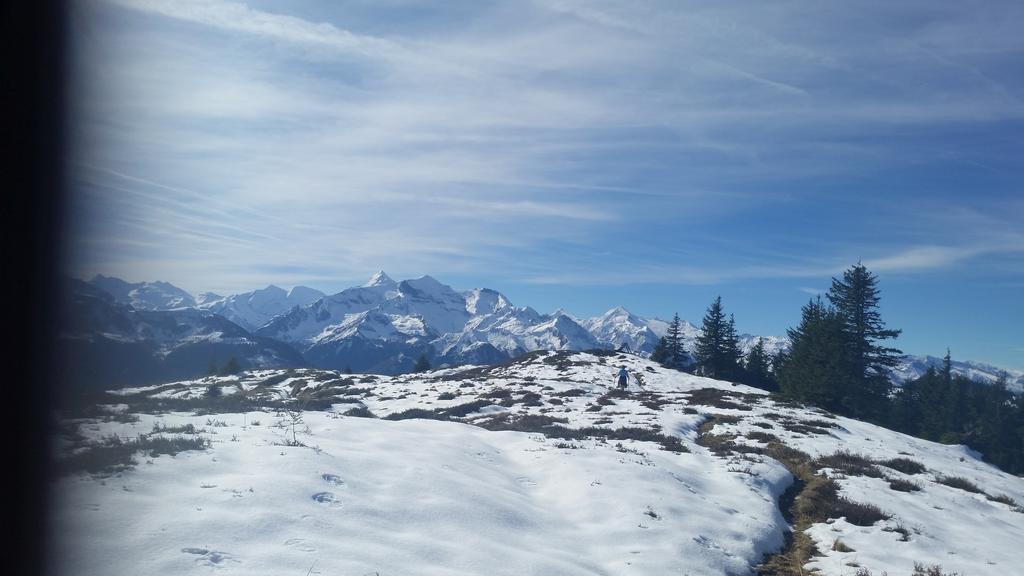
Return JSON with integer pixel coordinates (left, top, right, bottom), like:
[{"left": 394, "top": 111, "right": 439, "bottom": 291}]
[{"left": 68, "top": 0, "right": 1024, "bottom": 292}]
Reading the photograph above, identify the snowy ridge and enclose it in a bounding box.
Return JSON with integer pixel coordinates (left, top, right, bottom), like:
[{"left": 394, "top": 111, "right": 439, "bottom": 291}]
[
  {"left": 90, "top": 274, "right": 196, "bottom": 310},
  {"left": 198, "top": 285, "right": 324, "bottom": 331},
  {"left": 51, "top": 351, "right": 1024, "bottom": 576},
  {"left": 78, "top": 273, "right": 1019, "bottom": 386},
  {"left": 255, "top": 273, "right": 610, "bottom": 372},
  {"left": 61, "top": 279, "right": 305, "bottom": 389},
  {"left": 893, "top": 355, "right": 1024, "bottom": 394}
]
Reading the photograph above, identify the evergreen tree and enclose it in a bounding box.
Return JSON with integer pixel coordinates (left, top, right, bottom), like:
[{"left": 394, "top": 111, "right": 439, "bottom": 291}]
[
  {"left": 724, "top": 314, "right": 743, "bottom": 380},
  {"left": 888, "top": 371, "right": 921, "bottom": 436},
  {"left": 915, "top": 367, "right": 948, "bottom": 440},
  {"left": 651, "top": 313, "right": 687, "bottom": 369},
  {"left": 694, "top": 297, "right": 742, "bottom": 380},
  {"left": 650, "top": 336, "right": 670, "bottom": 366},
  {"left": 413, "top": 353, "right": 431, "bottom": 373},
  {"left": 827, "top": 263, "right": 902, "bottom": 419},
  {"left": 744, "top": 337, "right": 775, "bottom": 391},
  {"left": 221, "top": 356, "right": 242, "bottom": 375},
  {"left": 942, "top": 350, "right": 966, "bottom": 433},
  {"left": 665, "top": 313, "right": 687, "bottom": 369},
  {"left": 776, "top": 297, "right": 852, "bottom": 411}
]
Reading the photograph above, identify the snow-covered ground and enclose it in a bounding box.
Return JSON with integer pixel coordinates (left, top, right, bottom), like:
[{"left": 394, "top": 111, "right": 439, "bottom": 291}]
[{"left": 49, "top": 351, "right": 1024, "bottom": 575}]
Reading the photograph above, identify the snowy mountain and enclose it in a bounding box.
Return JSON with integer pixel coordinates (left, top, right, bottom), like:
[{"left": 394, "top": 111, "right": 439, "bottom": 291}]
[
  {"left": 893, "top": 355, "right": 1024, "bottom": 394},
  {"left": 197, "top": 284, "right": 325, "bottom": 331},
  {"left": 256, "top": 272, "right": 606, "bottom": 373},
  {"left": 583, "top": 306, "right": 662, "bottom": 353},
  {"left": 589, "top": 307, "right": 787, "bottom": 360},
  {"left": 89, "top": 274, "right": 196, "bottom": 310},
  {"left": 75, "top": 273, "right": 1019, "bottom": 390},
  {"left": 51, "top": 350, "right": 1024, "bottom": 576},
  {"left": 60, "top": 279, "right": 305, "bottom": 390}
]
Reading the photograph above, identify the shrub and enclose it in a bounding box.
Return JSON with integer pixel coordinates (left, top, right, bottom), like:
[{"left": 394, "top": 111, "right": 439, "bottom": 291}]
[
  {"left": 879, "top": 457, "right": 926, "bottom": 475},
  {"left": 814, "top": 451, "right": 883, "bottom": 479},
  {"left": 912, "top": 563, "right": 962, "bottom": 576},
  {"left": 888, "top": 477, "right": 922, "bottom": 492},
  {"left": 686, "top": 388, "right": 752, "bottom": 411},
  {"left": 747, "top": 431, "right": 779, "bottom": 443},
  {"left": 934, "top": 475, "right": 983, "bottom": 494},
  {"left": 830, "top": 538, "right": 854, "bottom": 552},
  {"left": 437, "top": 391, "right": 457, "bottom": 401},
  {"left": 151, "top": 423, "right": 200, "bottom": 434},
  {"left": 342, "top": 406, "right": 377, "bottom": 418},
  {"left": 882, "top": 523, "right": 911, "bottom": 541},
  {"left": 552, "top": 388, "right": 586, "bottom": 398},
  {"left": 520, "top": 392, "right": 544, "bottom": 407},
  {"left": 53, "top": 434, "right": 209, "bottom": 477},
  {"left": 780, "top": 421, "right": 833, "bottom": 436},
  {"left": 986, "top": 493, "right": 1019, "bottom": 507}
]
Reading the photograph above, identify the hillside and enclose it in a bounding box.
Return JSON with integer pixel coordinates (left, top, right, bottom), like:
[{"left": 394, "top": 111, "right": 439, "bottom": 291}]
[{"left": 50, "top": 351, "right": 1024, "bottom": 575}]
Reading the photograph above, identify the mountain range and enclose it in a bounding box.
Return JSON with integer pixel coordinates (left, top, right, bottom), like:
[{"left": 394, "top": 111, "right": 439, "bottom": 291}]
[{"left": 60, "top": 272, "right": 1023, "bottom": 392}]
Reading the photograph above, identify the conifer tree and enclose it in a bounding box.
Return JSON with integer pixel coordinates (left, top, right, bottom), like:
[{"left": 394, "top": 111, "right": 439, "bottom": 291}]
[
  {"left": 724, "top": 314, "right": 743, "bottom": 379},
  {"left": 665, "top": 313, "right": 687, "bottom": 369},
  {"left": 413, "top": 353, "right": 431, "bottom": 373},
  {"left": 652, "top": 313, "right": 687, "bottom": 369},
  {"left": 744, "top": 337, "right": 775, "bottom": 391},
  {"left": 827, "top": 263, "right": 902, "bottom": 419},
  {"left": 650, "top": 336, "right": 670, "bottom": 366},
  {"left": 776, "top": 297, "right": 852, "bottom": 411},
  {"left": 915, "top": 367, "right": 948, "bottom": 440},
  {"left": 221, "top": 356, "right": 242, "bottom": 375},
  {"left": 694, "top": 297, "right": 742, "bottom": 380}
]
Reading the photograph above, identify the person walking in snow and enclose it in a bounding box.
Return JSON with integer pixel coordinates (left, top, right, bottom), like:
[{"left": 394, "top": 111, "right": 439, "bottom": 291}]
[{"left": 616, "top": 365, "right": 629, "bottom": 391}]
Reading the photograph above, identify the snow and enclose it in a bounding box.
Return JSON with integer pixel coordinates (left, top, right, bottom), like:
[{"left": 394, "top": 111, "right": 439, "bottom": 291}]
[
  {"left": 50, "top": 414, "right": 785, "bottom": 576},
  {"left": 84, "top": 275, "right": 1020, "bottom": 388},
  {"left": 198, "top": 284, "right": 325, "bottom": 332},
  {"left": 50, "top": 351, "right": 1024, "bottom": 575}
]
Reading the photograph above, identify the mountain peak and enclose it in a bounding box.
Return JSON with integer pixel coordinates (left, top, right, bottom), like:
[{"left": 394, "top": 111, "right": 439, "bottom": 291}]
[{"left": 363, "top": 270, "right": 396, "bottom": 288}]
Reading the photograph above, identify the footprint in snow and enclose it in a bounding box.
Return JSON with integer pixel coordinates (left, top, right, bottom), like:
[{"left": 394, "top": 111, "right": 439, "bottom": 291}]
[
  {"left": 312, "top": 492, "right": 342, "bottom": 507},
  {"left": 321, "top": 473, "right": 346, "bottom": 486},
  {"left": 692, "top": 535, "right": 735, "bottom": 557},
  {"left": 284, "top": 538, "right": 317, "bottom": 552},
  {"left": 515, "top": 476, "right": 537, "bottom": 487},
  {"left": 181, "top": 547, "right": 239, "bottom": 567}
]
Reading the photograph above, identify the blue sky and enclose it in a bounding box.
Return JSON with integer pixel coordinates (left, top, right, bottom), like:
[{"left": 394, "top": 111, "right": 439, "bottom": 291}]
[{"left": 67, "top": 0, "right": 1023, "bottom": 369}]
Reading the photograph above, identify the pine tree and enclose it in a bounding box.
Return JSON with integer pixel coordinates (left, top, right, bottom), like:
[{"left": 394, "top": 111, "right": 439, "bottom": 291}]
[
  {"left": 413, "top": 353, "right": 431, "bottom": 373},
  {"left": 776, "top": 297, "right": 852, "bottom": 411},
  {"left": 744, "top": 337, "right": 774, "bottom": 391},
  {"left": 221, "top": 357, "right": 242, "bottom": 375},
  {"left": 827, "top": 263, "right": 902, "bottom": 419},
  {"left": 694, "top": 297, "right": 742, "bottom": 380},
  {"left": 889, "top": 372, "right": 920, "bottom": 436},
  {"left": 651, "top": 313, "right": 687, "bottom": 369},
  {"left": 665, "top": 313, "right": 687, "bottom": 369},
  {"left": 650, "top": 336, "right": 670, "bottom": 366},
  {"left": 915, "top": 367, "right": 947, "bottom": 440},
  {"left": 941, "top": 349, "right": 966, "bottom": 433},
  {"left": 724, "top": 314, "right": 743, "bottom": 380}
]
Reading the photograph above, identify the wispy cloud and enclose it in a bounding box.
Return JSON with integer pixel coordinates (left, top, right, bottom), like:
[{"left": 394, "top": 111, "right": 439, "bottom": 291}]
[{"left": 67, "top": 0, "right": 1024, "bottom": 294}]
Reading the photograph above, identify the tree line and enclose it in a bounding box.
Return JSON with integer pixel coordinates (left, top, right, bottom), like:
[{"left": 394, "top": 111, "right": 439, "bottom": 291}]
[{"left": 650, "top": 262, "right": 1024, "bottom": 475}]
